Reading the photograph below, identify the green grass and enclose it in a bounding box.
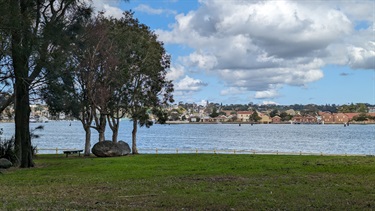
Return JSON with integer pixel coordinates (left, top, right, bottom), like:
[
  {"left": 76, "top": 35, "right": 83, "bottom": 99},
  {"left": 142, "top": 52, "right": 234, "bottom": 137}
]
[{"left": 1, "top": 154, "right": 375, "bottom": 210}]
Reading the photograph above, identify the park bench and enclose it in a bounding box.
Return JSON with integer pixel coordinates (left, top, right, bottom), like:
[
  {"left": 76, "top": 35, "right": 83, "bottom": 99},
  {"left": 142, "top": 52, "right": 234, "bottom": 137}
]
[{"left": 63, "top": 150, "right": 83, "bottom": 157}]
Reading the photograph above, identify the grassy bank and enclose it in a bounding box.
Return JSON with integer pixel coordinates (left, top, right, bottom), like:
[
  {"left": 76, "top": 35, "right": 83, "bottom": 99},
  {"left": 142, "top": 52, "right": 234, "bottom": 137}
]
[{"left": 1, "top": 154, "right": 374, "bottom": 210}]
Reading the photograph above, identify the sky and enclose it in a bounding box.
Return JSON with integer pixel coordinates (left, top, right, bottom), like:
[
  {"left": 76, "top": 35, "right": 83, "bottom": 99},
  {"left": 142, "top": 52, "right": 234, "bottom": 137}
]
[{"left": 89, "top": 0, "right": 375, "bottom": 106}]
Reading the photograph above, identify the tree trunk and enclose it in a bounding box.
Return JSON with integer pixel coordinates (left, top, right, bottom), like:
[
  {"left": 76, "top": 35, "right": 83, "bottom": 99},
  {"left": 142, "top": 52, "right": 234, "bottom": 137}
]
[
  {"left": 107, "top": 115, "right": 119, "bottom": 143},
  {"left": 84, "top": 126, "right": 91, "bottom": 156},
  {"left": 14, "top": 79, "right": 33, "bottom": 167},
  {"left": 112, "top": 126, "right": 118, "bottom": 143},
  {"left": 132, "top": 119, "right": 138, "bottom": 154},
  {"left": 11, "top": 0, "right": 33, "bottom": 167},
  {"left": 97, "top": 113, "right": 106, "bottom": 142}
]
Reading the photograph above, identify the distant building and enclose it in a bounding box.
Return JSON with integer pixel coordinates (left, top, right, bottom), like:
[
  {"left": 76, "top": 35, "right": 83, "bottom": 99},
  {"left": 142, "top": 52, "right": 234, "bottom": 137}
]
[
  {"left": 272, "top": 116, "right": 281, "bottom": 123},
  {"left": 237, "top": 111, "right": 253, "bottom": 122}
]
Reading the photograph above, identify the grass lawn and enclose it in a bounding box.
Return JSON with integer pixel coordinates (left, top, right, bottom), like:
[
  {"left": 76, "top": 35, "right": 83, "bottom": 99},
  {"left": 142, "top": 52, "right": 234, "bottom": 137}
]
[{"left": 1, "top": 154, "right": 375, "bottom": 210}]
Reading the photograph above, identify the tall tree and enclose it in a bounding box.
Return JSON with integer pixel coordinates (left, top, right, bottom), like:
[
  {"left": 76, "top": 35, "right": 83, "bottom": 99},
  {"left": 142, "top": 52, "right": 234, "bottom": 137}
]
[
  {"left": 112, "top": 12, "right": 174, "bottom": 154},
  {"left": 0, "top": 0, "right": 92, "bottom": 167}
]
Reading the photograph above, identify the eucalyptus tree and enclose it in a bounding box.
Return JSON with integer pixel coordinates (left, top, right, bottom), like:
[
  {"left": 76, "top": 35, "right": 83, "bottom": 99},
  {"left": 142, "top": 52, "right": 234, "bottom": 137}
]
[
  {"left": 111, "top": 12, "right": 174, "bottom": 154},
  {"left": 42, "top": 14, "right": 122, "bottom": 154},
  {"left": 0, "top": 0, "right": 92, "bottom": 167}
]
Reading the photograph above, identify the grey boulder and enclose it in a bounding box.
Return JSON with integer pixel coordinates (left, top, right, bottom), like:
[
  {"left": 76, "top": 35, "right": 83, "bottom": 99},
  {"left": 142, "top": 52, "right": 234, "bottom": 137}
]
[
  {"left": 117, "top": 141, "right": 131, "bottom": 155},
  {"left": 0, "top": 158, "right": 13, "bottom": 169},
  {"left": 92, "top": 141, "right": 131, "bottom": 157}
]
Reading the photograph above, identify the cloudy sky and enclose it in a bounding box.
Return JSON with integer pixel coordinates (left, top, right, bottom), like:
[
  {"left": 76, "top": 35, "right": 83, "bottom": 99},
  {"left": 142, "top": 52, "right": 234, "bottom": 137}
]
[{"left": 90, "top": 0, "right": 374, "bottom": 105}]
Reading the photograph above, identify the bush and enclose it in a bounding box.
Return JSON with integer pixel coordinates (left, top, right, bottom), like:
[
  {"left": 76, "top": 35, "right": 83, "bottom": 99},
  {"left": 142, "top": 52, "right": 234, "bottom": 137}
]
[
  {"left": 0, "top": 125, "right": 43, "bottom": 163},
  {"left": 0, "top": 135, "right": 17, "bottom": 163}
]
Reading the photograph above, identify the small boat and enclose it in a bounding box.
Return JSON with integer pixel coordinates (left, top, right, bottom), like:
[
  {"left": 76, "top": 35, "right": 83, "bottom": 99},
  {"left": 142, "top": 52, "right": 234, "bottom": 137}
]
[{"left": 30, "top": 118, "right": 37, "bottom": 123}]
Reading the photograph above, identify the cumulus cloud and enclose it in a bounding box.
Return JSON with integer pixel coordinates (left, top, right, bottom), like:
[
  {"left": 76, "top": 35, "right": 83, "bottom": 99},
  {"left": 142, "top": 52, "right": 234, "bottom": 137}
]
[
  {"left": 156, "top": 0, "right": 374, "bottom": 100},
  {"left": 166, "top": 65, "right": 185, "bottom": 81},
  {"left": 174, "top": 75, "right": 208, "bottom": 92}
]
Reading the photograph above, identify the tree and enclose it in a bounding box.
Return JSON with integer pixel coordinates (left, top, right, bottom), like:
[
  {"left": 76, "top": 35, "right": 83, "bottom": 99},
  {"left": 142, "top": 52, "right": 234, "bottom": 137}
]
[
  {"left": 209, "top": 107, "right": 219, "bottom": 118},
  {"left": 249, "top": 111, "right": 261, "bottom": 122},
  {"left": 269, "top": 109, "right": 278, "bottom": 118},
  {"left": 0, "top": 0, "right": 92, "bottom": 167},
  {"left": 112, "top": 12, "right": 174, "bottom": 154},
  {"left": 42, "top": 13, "right": 125, "bottom": 153}
]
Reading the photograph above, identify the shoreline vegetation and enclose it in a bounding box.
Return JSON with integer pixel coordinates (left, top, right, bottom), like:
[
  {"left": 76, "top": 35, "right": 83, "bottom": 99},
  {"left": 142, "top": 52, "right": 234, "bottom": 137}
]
[
  {"left": 1, "top": 120, "right": 374, "bottom": 124},
  {"left": 1, "top": 154, "right": 374, "bottom": 210}
]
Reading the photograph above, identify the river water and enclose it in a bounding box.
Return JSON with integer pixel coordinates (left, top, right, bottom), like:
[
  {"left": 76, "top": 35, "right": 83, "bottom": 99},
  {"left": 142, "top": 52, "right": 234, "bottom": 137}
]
[{"left": 0, "top": 121, "right": 374, "bottom": 155}]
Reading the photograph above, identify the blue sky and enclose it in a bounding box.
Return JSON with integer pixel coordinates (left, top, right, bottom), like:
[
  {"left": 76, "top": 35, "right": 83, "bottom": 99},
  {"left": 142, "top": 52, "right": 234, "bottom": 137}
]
[{"left": 91, "top": 0, "right": 375, "bottom": 105}]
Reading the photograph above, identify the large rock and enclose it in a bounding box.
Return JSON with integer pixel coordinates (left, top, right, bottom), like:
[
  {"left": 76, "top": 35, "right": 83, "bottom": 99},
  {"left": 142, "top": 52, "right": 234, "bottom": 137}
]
[
  {"left": 117, "top": 141, "right": 131, "bottom": 155},
  {"left": 92, "top": 141, "right": 131, "bottom": 157},
  {"left": 0, "top": 158, "right": 12, "bottom": 169}
]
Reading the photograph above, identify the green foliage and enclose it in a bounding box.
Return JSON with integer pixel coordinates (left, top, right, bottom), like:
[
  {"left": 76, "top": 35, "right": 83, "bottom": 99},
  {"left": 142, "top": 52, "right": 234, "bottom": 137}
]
[
  {"left": 0, "top": 135, "right": 16, "bottom": 163},
  {"left": 352, "top": 113, "right": 370, "bottom": 122},
  {"left": 279, "top": 112, "right": 292, "bottom": 121},
  {"left": 338, "top": 103, "right": 368, "bottom": 113},
  {"left": 269, "top": 109, "right": 278, "bottom": 117},
  {"left": 250, "top": 111, "right": 261, "bottom": 122},
  {"left": 209, "top": 107, "right": 219, "bottom": 118}
]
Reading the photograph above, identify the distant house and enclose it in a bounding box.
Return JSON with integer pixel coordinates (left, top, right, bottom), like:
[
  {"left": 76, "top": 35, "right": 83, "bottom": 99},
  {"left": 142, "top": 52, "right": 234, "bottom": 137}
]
[
  {"left": 201, "top": 116, "right": 213, "bottom": 122},
  {"left": 334, "top": 113, "right": 349, "bottom": 123},
  {"left": 272, "top": 116, "right": 281, "bottom": 123},
  {"left": 303, "top": 115, "right": 317, "bottom": 123},
  {"left": 344, "top": 113, "right": 360, "bottom": 121},
  {"left": 214, "top": 115, "right": 228, "bottom": 122},
  {"left": 292, "top": 115, "right": 317, "bottom": 124},
  {"left": 320, "top": 112, "right": 334, "bottom": 124},
  {"left": 237, "top": 111, "right": 253, "bottom": 122},
  {"left": 292, "top": 115, "right": 303, "bottom": 123},
  {"left": 259, "top": 113, "right": 272, "bottom": 124}
]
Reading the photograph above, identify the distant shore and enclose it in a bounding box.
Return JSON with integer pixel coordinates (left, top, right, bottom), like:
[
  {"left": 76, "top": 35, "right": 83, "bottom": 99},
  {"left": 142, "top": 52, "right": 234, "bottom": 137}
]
[{"left": 165, "top": 121, "right": 375, "bottom": 125}]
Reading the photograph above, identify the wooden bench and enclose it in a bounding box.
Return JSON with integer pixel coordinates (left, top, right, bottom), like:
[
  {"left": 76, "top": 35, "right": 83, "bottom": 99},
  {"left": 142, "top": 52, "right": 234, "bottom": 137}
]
[{"left": 63, "top": 150, "right": 83, "bottom": 157}]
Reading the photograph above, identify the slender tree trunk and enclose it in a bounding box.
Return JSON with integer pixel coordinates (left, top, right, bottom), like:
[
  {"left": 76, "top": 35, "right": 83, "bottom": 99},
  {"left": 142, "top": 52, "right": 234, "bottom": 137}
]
[
  {"left": 132, "top": 119, "right": 138, "bottom": 154},
  {"left": 112, "top": 125, "right": 118, "bottom": 143},
  {"left": 84, "top": 126, "right": 91, "bottom": 156},
  {"left": 95, "top": 113, "right": 107, "bottom": 142},
  {"left": 107, "top": 115, "right": 119, "bottom": 143}
]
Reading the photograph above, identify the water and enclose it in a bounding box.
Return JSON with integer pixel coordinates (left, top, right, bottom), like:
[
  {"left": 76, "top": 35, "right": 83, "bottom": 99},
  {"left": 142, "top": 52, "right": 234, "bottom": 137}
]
[{"left": 0, "top": 121, "right": 374, "bottom": 155}]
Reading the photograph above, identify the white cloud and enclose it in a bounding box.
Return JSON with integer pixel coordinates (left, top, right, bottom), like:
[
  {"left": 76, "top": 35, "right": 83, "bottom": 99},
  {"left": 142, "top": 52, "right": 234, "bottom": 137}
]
[
  {"left": 156, "top": 0, "right": 374, "bottom": 100},
  {"left": 174, "top": 75, "right": 207, "bottom": 92},
  {"left": 166, "top": 65, "right": 185, "bottom": 81},
  {"left": 262, "top": 101, "right": 279, "bottom": 105},
  {"left": 89, "top": 0, "right": 124, "bottom": 18},
  {"left": 134, "top": 4, "right": 177, "bottom": 16},
  {"left": 254, "top": 90, "right": 279, "bottom": 99},
  {"left": 347, "top": 44, "right": 375, "bottom": 70}
]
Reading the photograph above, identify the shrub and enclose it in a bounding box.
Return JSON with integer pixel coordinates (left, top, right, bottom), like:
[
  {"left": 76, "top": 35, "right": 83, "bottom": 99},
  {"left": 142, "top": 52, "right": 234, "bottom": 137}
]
[{"left": 0, "top": 135, "right": 17, "bottom": 163}]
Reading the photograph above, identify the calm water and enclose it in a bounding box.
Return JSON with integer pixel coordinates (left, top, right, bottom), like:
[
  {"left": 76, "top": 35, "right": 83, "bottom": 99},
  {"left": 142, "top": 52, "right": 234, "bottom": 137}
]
[{"left": 0, "top": 121, "right": 374, "bottom": 155}]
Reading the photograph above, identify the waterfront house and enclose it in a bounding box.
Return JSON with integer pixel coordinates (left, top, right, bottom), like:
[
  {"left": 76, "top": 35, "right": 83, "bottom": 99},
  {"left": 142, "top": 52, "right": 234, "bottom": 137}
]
[
  {"left": 237, "top": 111, "right": 253, "bottom": 122},
  {"left": 303, "top": 115, "right": 317, "bottom": 123},
  {"left": 258, "top": 113, "right": 272, "bottom": 124},
  {"left": 320, "top": 112, "right": 334, "bottom": 124},
  {"left": 214, "top": 115, "right": 228, "bottom": 122},
  {"left": 334, "top": 113, "right": 349, "bottom": 123},
  {"left": 344, "top": 113, "right": 360, "bottom": 121},
  {"left": 201, "top": 116, "right": 213, "bottom": 122},
  {"left": 292, "top": 115, "right": 303, "bottom": 123},
  {"left": 272, "top": 116, "right": 281, "bottom": 123},
  {"left": 292, "top": 115, "right": 317, "bottom": 124}
]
